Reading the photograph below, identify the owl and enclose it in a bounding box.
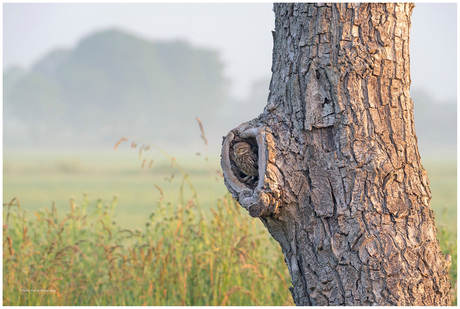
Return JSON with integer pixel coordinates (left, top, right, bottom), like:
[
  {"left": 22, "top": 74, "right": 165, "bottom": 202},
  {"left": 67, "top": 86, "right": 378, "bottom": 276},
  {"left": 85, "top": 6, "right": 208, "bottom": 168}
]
[{"left": 233, "top": 142, "right": 258, "bottom": 180}]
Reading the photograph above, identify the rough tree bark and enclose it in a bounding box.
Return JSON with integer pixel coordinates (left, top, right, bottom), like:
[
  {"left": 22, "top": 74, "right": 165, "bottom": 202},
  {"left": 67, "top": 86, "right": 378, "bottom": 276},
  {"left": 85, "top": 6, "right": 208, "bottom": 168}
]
[{"left": 221, "top": 3, "right": 451, "bottom": 306}]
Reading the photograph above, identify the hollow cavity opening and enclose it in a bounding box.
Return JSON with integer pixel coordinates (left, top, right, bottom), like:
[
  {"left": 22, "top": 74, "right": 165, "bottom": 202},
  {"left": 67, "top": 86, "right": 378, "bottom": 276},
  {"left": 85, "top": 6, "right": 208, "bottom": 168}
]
[{"left": 229, "top": 135, "right": 259, "bottom": 189}]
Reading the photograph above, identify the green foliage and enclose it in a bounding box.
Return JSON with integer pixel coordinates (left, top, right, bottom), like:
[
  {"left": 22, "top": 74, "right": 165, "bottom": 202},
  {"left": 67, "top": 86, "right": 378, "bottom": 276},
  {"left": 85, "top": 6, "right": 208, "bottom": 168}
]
[{"left": 3, "top": 194, "right": 293, "bottom": 306}]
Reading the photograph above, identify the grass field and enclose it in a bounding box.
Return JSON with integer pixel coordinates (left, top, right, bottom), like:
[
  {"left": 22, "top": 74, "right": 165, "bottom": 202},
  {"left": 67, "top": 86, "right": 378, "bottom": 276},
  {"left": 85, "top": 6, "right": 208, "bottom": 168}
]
[
  {"left": 3, "top": 147, "right": 457, "bottom": 305},
  {"left": 3, "top": 148, "right": 228, "bottom": 229}
]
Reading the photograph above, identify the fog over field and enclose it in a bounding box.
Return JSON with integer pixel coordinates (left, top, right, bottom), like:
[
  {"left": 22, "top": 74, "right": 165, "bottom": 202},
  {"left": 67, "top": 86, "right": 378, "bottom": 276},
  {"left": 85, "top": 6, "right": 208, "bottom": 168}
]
[{"left": 3, "top": 3, "right": 457, "bottom": 156}]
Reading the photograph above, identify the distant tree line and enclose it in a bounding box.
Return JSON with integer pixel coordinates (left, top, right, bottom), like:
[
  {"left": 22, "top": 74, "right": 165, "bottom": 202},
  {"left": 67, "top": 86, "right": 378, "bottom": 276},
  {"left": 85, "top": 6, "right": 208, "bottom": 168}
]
[{"left": 4, "top": 29, "right": 227, "bottom": 148}]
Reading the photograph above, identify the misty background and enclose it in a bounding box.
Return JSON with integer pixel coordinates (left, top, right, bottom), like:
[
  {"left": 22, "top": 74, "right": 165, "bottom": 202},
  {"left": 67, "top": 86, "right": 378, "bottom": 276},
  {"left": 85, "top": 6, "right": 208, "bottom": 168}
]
[{"left": 3, "top": 3, "right": 457, "bottom": 156}]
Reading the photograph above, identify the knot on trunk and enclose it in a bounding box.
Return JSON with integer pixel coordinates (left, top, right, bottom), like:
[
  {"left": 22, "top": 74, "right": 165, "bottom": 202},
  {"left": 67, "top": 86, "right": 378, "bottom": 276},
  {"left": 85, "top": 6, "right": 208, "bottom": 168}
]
[{"left": 221, "top": 122, "right": 283, "bottom": 217}]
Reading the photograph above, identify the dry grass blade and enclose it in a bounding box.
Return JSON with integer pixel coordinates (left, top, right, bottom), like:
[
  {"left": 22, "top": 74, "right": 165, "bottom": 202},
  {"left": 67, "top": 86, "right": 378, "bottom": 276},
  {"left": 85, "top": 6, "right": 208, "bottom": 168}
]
[
  {"left": 220, "top": 286, "right": 242, "bottom": 306},
  {"left": 195, "top": 116, "right": 208, "bottom": 147},
  {"left": 148, "top": 281, "right": 154, "bottom": 296},
  {"left": 242, "top": 264, "right": 264, "bottom": 279},
  {"left": 22, "top": 227, "right": 28, "bottom": 243},
  {"left": 220, "top": 286, "right": 259, "bottom": 306},
  {"left": 99, "top": 220, "right": 112, "bottom": 239},
  {"left": 120, "top": 229, "right": 134, "bottom": 236},
  {"left": 6, "top": 236, "right": 14, "bottom": 255},
  {"left": 154, "top": 184, "right": 164, "bottom": 202},
  {"left": 59, "top": 217, "right": 69, "bottom": 228},
  {"left": 114, "top": 137, "right": 128, "bottom": 151},
  {"left": 43, "top": 218, "right": 57, "bottom": 229}
]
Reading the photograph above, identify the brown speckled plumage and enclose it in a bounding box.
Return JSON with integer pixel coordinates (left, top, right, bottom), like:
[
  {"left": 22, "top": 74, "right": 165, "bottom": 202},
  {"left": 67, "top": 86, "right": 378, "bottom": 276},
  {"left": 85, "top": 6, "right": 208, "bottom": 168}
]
[{"left": 233, "top": 142, "right": 258, "bottom": 177}]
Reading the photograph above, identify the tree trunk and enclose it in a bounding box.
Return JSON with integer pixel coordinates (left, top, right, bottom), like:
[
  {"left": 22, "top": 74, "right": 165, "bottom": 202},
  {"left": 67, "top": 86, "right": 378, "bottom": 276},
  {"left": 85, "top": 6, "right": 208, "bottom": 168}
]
[{"left": 221, "top": 3, "right": 451, "bottom": 306}]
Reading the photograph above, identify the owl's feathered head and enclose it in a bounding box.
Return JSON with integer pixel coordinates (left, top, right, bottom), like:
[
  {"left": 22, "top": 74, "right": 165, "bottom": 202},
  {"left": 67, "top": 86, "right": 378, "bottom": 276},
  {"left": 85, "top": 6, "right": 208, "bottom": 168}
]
[{"left": 234, "top": 142, "right": 252, "bottom": 156}]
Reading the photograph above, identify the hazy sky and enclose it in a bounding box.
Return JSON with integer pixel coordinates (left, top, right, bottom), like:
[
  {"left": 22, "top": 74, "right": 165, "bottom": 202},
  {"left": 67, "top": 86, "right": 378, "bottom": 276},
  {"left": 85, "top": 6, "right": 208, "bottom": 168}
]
[{"left": 3, "top": 3, "right": 457, "bottom": 102}]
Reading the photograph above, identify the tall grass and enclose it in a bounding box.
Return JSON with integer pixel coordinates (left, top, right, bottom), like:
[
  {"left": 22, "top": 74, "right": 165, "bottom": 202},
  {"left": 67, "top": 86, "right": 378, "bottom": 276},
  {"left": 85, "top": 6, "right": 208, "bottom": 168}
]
[
  {"left": 3, "top": 129, "right": 456, "bottom": 305},
  {"left": 3, "top": 169, "right": 458, "bottom": 305},
  {"left": 3, "top": 192, "right": 293, "bottom": 306},
  {"left": 4, "top": 131, "right": 293, "bottom": 305},
  {"left": 437, "top": 214, "right": 458, "bottom": 305}
]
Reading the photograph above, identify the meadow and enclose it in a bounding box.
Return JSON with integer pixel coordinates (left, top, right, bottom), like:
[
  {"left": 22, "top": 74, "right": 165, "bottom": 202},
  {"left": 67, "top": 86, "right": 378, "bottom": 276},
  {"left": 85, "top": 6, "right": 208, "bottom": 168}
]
[
  {"left": 3, "top": 148, "right": 228, "bottom": 229},
  {"left": 3, "top": 147, "right": 457, "bottom": 305}
]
